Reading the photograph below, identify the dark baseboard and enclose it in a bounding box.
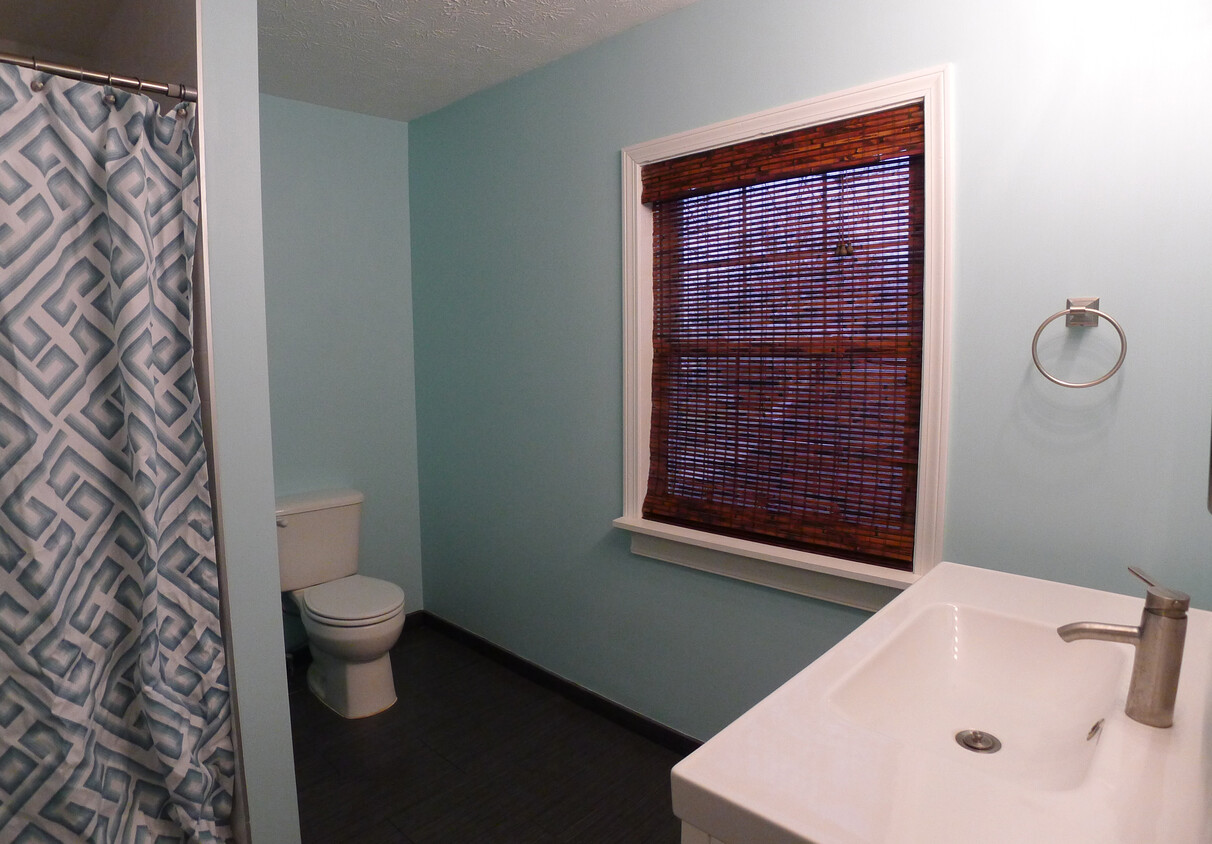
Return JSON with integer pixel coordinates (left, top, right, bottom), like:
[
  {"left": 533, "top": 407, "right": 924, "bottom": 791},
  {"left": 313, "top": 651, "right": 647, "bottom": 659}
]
[{"left": 407, "top": 610, "right": 703, "bottom": 758}]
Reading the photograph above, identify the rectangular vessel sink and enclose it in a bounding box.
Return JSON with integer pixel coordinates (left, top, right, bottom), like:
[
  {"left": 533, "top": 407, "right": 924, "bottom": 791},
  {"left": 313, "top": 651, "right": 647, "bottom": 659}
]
[{"left": 672, "top": 563, "right": 1212, "bottom": 843}]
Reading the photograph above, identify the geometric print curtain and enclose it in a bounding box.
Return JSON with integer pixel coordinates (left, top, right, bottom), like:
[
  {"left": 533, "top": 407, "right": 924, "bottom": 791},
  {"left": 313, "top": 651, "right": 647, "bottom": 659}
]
[{"left": 0, "top": 64, "right": 234, "bottom": 842}]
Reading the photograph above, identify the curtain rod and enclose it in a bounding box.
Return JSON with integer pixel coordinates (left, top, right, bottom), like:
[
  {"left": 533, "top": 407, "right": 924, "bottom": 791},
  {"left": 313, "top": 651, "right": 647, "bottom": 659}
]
[{"left": 0, "top": 51, "right": 197, "bottom": 102}]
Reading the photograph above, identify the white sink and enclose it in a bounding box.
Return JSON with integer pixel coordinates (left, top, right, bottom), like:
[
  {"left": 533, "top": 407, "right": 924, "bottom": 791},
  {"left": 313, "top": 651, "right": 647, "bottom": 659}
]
[
  {"left": 672, "top": 563, "right": 1212, "bottom": 843},
  {"left": 828, "top": 603, "right": 1125, "bottom": 790}
]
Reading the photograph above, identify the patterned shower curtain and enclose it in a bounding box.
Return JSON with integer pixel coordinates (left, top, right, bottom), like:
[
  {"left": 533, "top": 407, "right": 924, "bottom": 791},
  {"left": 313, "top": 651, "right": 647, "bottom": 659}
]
[{"left": 0, "top": 65, "right": 234, "bottom": 842}]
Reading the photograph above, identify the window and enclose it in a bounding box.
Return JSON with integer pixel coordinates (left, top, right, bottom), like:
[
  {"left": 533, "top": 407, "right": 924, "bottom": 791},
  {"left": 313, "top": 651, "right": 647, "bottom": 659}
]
[{"left": 615, "top": 68, "right": 951, "bottom": 609}]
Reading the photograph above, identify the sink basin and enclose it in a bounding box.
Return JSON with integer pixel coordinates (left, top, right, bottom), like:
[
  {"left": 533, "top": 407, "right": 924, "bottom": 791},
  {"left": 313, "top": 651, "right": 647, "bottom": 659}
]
[
  {"left": 828, "top": 603, "right": 1125, "bottom": 789},
  {"left": 672, "top": 563, "right": 1212, "bottom": 844}
]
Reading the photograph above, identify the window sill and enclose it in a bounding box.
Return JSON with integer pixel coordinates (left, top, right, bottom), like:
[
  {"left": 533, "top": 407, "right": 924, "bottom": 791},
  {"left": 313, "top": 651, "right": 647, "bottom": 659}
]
[{"left": 613, "top": 516, "right": 915, "bottom": 612}]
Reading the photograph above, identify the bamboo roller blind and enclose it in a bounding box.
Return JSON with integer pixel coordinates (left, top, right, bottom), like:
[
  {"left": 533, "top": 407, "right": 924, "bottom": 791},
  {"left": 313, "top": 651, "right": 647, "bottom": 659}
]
[{"left": 641, "top": 103, "right": 925, "bottom": 570}]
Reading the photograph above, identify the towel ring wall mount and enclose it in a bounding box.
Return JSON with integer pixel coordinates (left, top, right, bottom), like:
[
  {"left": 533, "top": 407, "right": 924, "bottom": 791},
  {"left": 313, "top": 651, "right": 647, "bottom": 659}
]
[{"left": 1031, "top": 297, "right": 1127, "bottom": 388}]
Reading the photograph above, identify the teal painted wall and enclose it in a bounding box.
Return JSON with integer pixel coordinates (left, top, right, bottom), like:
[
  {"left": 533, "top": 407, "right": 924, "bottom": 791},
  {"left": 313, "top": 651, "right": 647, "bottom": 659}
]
[
  {"left": 197, "top": 2, "right": 300, "bottom": 840},
  {"left": 259, "top": 95, "right": 422, "bottom": 602},
  {"left": 409, "top": 0, "right": 1212, "bottom": 740}
]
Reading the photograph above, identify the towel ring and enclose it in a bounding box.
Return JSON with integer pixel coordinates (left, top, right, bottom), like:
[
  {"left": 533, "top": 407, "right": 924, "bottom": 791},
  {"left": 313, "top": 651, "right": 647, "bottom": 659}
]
[{"left": 1031, "top": 306, "right": 1127, "bottom": 388}]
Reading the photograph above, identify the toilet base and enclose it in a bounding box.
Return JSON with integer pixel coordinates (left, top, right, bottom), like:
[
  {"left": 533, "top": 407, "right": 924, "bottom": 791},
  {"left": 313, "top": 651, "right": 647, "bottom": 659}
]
[{"left": 307, "top": 648, "right": 398, "bottom": 719}]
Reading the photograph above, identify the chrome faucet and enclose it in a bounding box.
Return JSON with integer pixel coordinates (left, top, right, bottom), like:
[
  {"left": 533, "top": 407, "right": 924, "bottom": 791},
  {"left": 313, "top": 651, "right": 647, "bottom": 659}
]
[{"left": 1057, "top": 566, "right": 1189, "bottom": 728}]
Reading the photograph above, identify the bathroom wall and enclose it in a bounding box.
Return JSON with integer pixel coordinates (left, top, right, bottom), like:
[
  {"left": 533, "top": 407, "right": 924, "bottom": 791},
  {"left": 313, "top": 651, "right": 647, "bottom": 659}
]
[
  {"left": 92, "top": 0, "right": 195, "bottom": 114},
  {"left": 409, "top": 0, "right": 1212, "bottom": 740},
  {"left": 197, "top": 1, "right": 301, "bottom": 839},
  {"left": 259, "top": 95, "right": 423, "bottom": 602},
  {"left": 0, "top": 0, "right": 194, "bottom": 114},
  {"left": 0, "top": 2, "right": 117, "bottom": 67}
]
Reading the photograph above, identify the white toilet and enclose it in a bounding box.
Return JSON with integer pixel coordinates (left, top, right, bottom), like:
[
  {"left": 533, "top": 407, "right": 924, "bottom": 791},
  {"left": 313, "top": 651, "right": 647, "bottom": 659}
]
[{"left": 276, "top": 489, "right": 406, "bottom": 719}]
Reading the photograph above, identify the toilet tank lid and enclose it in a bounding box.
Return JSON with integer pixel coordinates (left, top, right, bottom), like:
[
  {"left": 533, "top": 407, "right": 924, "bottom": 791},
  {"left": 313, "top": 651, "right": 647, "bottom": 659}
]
[{"left": 275, "top": 489, "right": 364, "bottom": 516}]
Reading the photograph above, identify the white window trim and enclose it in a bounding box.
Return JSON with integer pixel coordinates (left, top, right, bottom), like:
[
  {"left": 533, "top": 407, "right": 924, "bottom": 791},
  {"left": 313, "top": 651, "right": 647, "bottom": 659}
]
[{"left": 614, "top": 66, "right": 953, "bottom": 612}]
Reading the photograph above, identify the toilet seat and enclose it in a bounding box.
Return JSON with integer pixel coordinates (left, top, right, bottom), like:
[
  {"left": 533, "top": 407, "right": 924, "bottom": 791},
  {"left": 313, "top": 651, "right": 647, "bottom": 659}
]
[{"left": 300, "top": 575, "right": 405, "bottom": 628}]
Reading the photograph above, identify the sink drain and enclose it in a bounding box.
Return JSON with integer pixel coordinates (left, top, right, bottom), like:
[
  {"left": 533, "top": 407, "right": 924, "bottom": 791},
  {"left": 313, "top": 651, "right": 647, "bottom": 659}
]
[{"left": 955, "top": 729, "right": 1002, "bottom": 753}]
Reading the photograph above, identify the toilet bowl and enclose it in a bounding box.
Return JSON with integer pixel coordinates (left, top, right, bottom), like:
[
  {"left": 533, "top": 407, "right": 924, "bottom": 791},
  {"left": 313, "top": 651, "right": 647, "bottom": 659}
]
[
  {"left": 276, "top": 490, "right": 406, "bottom": 719},
  {"left": 293, "top": 574, "right": 405, "bottom": 718}
]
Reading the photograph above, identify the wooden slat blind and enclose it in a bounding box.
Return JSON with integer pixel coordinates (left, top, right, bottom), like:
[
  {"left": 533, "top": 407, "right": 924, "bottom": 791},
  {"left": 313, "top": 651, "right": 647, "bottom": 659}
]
[
  {"left": 641, "top": 104, "right": 925, "bottom": 570},
  {"left": 641, "top": 102, "right": 924, "bottom": 204}
]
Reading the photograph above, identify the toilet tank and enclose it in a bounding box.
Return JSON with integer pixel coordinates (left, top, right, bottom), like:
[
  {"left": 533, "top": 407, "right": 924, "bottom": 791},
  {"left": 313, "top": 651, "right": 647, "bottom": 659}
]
[{"left": 275, "top": 489, "right": 364, "bottom": 592}]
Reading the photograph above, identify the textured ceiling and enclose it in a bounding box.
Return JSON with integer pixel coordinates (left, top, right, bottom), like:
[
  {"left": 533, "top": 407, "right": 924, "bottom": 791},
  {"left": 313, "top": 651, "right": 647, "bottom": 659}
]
[{"left": 258, "top": 0, "right": 701, "bottom": 122}]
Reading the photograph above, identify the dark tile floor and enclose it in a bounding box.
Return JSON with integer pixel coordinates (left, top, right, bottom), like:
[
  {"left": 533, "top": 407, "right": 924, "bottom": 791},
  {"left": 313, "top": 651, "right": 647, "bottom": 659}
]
[{"left": 288, "top": 620, "right": 689, "bottom": 843}]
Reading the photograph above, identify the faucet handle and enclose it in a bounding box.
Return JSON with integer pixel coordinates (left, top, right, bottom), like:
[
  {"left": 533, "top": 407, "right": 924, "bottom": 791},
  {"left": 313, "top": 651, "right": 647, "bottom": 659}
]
[{"left": 1129, "top": 566, "right": 1190, "bottom": 616}]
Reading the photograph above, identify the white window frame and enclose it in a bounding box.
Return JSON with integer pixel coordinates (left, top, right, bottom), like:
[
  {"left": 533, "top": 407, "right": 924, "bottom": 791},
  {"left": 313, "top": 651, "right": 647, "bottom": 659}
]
[{"left": 614, "top": 67, "right": 953, "bottom": 611}]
